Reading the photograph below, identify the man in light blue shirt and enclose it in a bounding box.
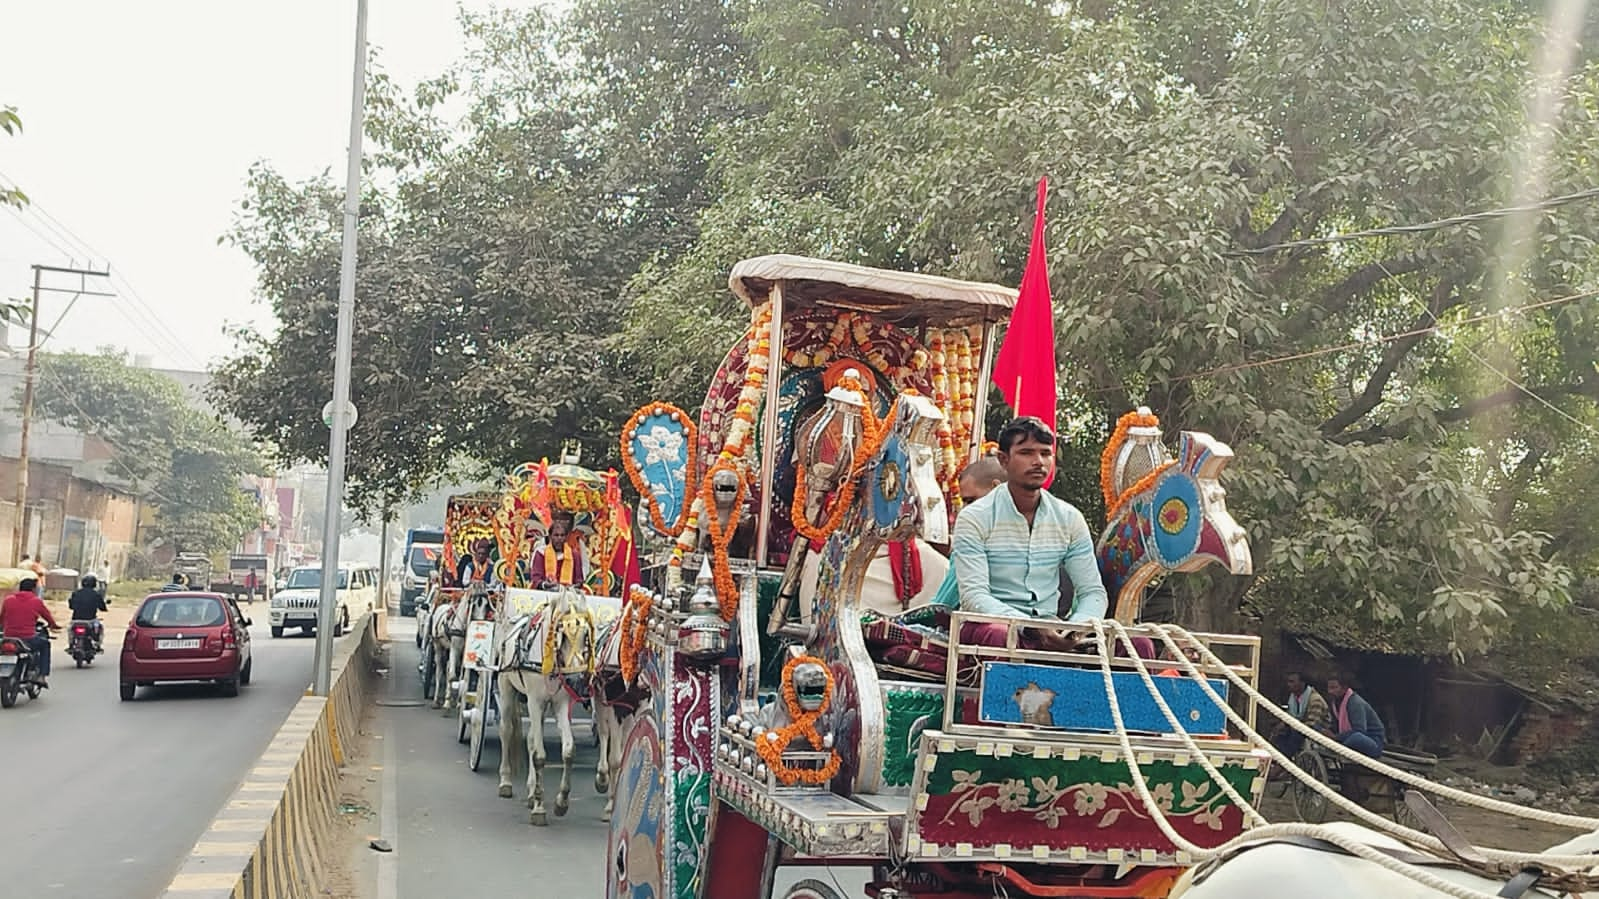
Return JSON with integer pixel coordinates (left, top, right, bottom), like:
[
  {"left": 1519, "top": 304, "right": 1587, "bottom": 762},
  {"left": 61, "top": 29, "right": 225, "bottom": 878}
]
[
  {"left": 930, "top": 454, "right": 1006, "bottom": 609},
  {"left": 951, "top": 417, "right": 1107, "bottom": 650}
]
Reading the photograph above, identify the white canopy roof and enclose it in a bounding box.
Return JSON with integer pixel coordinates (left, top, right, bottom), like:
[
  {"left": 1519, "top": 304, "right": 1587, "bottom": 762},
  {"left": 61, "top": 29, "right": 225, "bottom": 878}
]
[{"left": 728, "top": 255, "right": 1016, "bottom": 325}]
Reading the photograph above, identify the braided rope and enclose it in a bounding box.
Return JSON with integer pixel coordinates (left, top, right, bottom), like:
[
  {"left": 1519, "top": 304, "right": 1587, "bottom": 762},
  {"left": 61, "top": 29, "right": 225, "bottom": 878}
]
[
  {"left": 1145, "top": 623, "right": 1599, "bottom": 875},
  {"left": 1087, "top": 621, "right": 1534, "bottom": 899}
]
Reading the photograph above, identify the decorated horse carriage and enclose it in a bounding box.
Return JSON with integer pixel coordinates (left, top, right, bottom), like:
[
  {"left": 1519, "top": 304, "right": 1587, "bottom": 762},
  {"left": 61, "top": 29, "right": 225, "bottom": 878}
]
[
  {"left": 428, "top": 449, "right": 641, "bottom": 826},
  {"left": 607, "top": 256, "right": 1262, "bottom": 899}
]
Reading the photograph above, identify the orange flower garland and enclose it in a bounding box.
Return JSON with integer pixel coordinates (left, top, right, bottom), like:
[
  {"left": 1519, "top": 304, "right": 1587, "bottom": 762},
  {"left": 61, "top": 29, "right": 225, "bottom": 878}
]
[
  {"left": 699, "top": 458, "right": 747, "bottom": 621},
  {"left": 619, "top": 403, "right": 699, "bottom": 537},
  {"left": 1099, "top": 409, "right": 1174, "bottom": 521},
  {"left": 755, "top": 655, "right": 843, "bottom": 787},
  {"left": 788, "top": 375, "right": 899, "bottom": 543},
  {"left": 619, "top": 585, "right": 654, "bottom": 685}
]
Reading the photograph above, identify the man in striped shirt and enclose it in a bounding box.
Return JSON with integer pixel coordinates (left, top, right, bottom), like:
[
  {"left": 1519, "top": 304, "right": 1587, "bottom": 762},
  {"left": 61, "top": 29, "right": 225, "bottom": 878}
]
[{"left": 951, "top": 417, "right": 1107, "bottom": 651}]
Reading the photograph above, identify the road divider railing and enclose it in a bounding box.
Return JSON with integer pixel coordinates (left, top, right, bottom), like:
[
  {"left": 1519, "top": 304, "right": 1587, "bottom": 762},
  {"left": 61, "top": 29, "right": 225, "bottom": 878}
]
[{"left": 159, "top": 610, "right": 380, "bottom": 899}]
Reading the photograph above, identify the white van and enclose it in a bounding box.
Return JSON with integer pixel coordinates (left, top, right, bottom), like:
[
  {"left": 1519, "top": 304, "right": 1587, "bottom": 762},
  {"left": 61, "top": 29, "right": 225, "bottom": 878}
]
[{"left": 268, "top": 563, "right": 377, "bottom": 638}]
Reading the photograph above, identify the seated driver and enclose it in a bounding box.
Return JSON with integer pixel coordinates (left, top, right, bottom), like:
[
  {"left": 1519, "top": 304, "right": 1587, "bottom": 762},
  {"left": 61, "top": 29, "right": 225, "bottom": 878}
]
[
  {"left": 531, "top": 511, "right": 588, "bottom": 589},
  {"left": 951, "top": 416, "right": 1107, "bottom": 652},
  {"left": 457, "top": 539, "right": 500, "bottom": 589}
]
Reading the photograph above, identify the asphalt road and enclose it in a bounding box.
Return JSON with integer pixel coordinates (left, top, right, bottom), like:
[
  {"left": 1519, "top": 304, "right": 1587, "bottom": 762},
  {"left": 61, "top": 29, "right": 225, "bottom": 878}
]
[
  {"left": 375, "top": 619, "right": 868, "bottom": 899},
  {"left": 0, "top": 609, "right": 349, "bottom": 898}
]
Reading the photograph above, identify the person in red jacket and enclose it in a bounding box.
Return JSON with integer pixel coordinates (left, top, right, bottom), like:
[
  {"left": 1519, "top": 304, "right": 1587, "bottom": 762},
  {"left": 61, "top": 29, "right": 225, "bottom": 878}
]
[{"left": 0, "top": 577, "right": 58, "bottom": 686}]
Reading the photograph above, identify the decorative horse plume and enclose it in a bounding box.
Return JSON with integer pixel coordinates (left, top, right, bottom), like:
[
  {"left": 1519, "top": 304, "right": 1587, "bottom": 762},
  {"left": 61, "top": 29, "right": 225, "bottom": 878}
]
[
  {"left": 1095, "top": 408, "right": 1253, "bottom": 622},
  {"left": 621, "top": 403, "right": 698, "bottom": 537}
]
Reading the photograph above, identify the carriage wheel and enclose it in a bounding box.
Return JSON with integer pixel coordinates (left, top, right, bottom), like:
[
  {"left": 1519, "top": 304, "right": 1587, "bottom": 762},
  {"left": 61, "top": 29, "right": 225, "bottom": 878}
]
[
  {"left": 780, "top": 879, "right": 848, "bottom": 899},
  {"left": 1291, "top": 749, "right": 1332, "bottom": 824},
  {"left": 469, "top": 674, "right": 493, "bottom": 772},
  {"left": 457, "top": 669, "right": 476, "bottom": 744}
]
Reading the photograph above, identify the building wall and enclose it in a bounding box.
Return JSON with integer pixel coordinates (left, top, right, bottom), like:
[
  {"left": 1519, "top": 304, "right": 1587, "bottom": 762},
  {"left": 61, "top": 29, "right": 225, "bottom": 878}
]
[{"left": 0, "top": 456, "right": 140, "bottom": 575}]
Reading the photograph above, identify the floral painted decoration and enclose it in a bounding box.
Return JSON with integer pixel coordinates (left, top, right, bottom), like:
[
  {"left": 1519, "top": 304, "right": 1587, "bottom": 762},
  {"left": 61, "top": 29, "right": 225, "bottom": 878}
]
[{"left": 620, "top": 402, "right": 700, "bottom": 537}]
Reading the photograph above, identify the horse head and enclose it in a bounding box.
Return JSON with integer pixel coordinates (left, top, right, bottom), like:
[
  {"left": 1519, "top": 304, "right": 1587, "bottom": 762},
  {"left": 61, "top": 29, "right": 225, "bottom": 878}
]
[
  {"left": 1096, "top": 408, "right": 1253, "bottom": 622},
  {"left": 805, "top": 389, "right": 945, "bottom": 795},
  {"left": 793, "top": 370, "right": 873, "bottom": 525},
  {"left": 543, "top": 587, "right": 598, "bottom": 677}
]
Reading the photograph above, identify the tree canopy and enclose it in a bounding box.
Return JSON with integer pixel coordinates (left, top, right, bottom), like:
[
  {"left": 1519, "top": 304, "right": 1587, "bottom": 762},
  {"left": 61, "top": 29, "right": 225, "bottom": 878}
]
[
  {"left": 215, "top": 0, "right": 1598, "bottom": 658},
  {"left": 33, "top": 351, "right": 266, "bottom": 556}
]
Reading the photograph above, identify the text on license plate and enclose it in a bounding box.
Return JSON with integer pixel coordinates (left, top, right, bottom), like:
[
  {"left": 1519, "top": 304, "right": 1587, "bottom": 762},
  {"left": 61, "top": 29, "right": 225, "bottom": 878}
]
[
  {"left": 0, "top": 654, "right": 15, "bottom": 666},
  {"left": 157, "top": 638, "right": 202, "bottom": 650}
]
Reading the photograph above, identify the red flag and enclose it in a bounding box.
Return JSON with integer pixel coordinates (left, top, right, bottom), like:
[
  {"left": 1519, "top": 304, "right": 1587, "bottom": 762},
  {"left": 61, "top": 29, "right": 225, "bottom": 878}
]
[
  {"left": 991, "top": 177, "right": 1058, "bottom": 485},
  {"left": 608, "top": 504, "right": 643, "bottom": 596}
]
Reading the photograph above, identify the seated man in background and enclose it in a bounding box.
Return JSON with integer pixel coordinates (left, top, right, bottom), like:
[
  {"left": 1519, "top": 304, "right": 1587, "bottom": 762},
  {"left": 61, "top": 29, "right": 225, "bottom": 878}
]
[
  {"left": 953, "top": 417, "right": 1107, "bottom": 652},
  {"left": 1270, "top": 671, "right": 1331, "bottom": 758},
  {"left": 1324, "top": 673, "right": 1386, "bottom": 759}
]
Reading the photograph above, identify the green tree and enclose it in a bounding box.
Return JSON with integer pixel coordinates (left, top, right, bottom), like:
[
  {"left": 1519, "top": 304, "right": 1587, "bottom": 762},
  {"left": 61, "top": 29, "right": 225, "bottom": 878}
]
[
  {"left": 214, "top": 1, "right": 1598, "bottom": 658},
  {"left": 31, "top": 351, "right": 266, "bottom": 556},
  {"left": 623, "top": 0, "right": 1595, "bottom": 655},
  {"left": 1, "top": 105, "right": 24, "bottom": 209}
]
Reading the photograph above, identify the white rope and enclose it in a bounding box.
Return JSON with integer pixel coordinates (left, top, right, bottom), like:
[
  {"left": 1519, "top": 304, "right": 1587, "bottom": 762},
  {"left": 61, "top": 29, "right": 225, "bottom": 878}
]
[
  {"left": 1099, "top": 620, "right": 1268, "bottom": 827},
  {"left": 1149, "top": 624, "right": 1599, "bottom": 871},
  {"left": 1087, "top": 621, "right": 1516, "bottom": 899}
]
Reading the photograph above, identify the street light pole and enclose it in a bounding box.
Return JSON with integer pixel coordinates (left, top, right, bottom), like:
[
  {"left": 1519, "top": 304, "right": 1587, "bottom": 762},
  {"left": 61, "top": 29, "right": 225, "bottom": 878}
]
[{"left": 313, "top": 0, "right": 369, "bottom": 697}]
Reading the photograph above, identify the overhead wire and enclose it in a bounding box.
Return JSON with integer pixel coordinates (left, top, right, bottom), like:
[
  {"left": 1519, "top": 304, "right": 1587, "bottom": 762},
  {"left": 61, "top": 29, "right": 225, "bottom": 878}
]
[
  {"left": 1224, "top": 185, "right": 1599, "bottom": 257},
  {"left": 0, "top": 171, "right": 206, "bottom": 368},
  {"left": 1380, "top": 261, "right": 1599, "bottom": 437}
]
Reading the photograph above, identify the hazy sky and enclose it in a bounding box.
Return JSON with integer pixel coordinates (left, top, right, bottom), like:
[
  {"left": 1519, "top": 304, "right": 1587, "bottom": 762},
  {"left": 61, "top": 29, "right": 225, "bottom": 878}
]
[{"left": 1, "top": 1, "right": 535, "bottom": 372}]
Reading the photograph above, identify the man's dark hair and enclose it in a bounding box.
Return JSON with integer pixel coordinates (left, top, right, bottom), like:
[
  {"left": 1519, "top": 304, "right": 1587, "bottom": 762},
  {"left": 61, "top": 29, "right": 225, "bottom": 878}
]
[
  {"left": 996, "top": 416, "right": 1056, "bottom": 453},
  {"left": 19, "top": 577, "right": 38, "bottom": 593},
  {"left": 80, "top": 575, "right": 97, "bottom": 589},
  {"left": 1327, "top": 671, "right": 1354, "bottom": 687}
]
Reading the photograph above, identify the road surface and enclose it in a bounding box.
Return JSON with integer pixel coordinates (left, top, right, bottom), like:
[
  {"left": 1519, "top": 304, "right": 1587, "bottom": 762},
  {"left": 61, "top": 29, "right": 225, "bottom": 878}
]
[
  {"left": 371, "top": 619, "right": 866, "bottom": 898},
  {"left": 0, "top": 610, "right": 349, "bottom": 898}
]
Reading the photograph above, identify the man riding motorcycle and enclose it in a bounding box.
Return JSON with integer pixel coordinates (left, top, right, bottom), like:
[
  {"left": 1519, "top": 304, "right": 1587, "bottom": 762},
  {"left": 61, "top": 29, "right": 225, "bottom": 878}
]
[
  {"left": 68, "top": 575, "right": 108, "bottom": 651},
  {"left": 0, "top": 577, "right": 59, "bottom": 687}
]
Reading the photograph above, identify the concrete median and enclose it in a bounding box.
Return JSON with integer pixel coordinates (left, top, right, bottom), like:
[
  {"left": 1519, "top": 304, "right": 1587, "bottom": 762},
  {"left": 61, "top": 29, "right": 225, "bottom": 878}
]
[{"left": 158, "top": 611, "right": 380, "bottom": 899}]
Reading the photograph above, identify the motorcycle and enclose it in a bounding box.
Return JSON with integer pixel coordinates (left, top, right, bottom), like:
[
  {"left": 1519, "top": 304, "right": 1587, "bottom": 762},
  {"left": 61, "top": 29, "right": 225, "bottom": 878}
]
[
  {"left": 68, "top": 619, "right": 102, "bottom": 667},
  {"left": 0, "top": 623, "right": 48, "bottom": 708}
]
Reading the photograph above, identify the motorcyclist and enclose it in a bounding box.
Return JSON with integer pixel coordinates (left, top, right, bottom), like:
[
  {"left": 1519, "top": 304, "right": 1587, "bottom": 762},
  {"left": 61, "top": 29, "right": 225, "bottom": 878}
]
[
  {"left": 68, "top": 575, "right": 108, "bottom": 651},
  {"left": 160, "top": 572, "right": 188, "bottom": 592},
  {"left": 0, "top": 577, "right": 59, "bottom": 687}
]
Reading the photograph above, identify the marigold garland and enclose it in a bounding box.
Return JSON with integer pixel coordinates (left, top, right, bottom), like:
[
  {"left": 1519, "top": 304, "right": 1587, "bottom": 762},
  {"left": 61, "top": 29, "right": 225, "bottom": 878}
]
[
  {"left": 619, "top": 403, "right": 699, "bottom": 537},
  {"left": 699, "top": 458, "right": 748, "bottom": 621},
  {"left": 755, "top": 655, "right": 843, "bottom": 787},
  {"left": 1100, "top": 409, "right": 1161, "bottom": 509},
  {"left": 618, "top": 585, "right": 654, "bottom": 685},
  {"left": 1100, "top": 409, "right": 1175, "bottom": 521},
  {"left": 788, "top": 375, "right": 899, "bottom": 543}
]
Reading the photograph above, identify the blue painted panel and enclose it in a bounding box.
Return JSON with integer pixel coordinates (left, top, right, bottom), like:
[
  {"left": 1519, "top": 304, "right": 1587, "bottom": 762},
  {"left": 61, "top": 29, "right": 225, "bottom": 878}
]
[{"left": 978, "top": 662, "right": 1230, "bottom": 736}]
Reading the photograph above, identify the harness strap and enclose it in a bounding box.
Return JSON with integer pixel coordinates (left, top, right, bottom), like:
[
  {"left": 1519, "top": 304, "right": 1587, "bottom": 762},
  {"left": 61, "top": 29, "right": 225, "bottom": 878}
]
[{"left": 1497, "top": 869, "right": 1543, "bottom": 899}]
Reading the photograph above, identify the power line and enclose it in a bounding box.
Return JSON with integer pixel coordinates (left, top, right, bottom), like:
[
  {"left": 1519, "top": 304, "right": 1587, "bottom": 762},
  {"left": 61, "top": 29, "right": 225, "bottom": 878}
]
[
  {"left": 0, "top": 172, "right": 206, "bottom": 368},
  {"left": 1109, "top": 287, "right": 1599, "bottom": 390},
  {"left": 1386, "top": 264, "right": 1599, "bottom": 437},
  {"left": 1225, "top": 185, "right": 1599, "bottom": 256}
]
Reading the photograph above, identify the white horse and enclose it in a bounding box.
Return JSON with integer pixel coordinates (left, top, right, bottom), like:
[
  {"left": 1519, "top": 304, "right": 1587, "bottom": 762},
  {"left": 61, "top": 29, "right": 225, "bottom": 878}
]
[
  {"left": 1172, "top": 819, "right": 1599, "bottom": 899},
  {"left": 494, "top": 588, "right": 599, "bottom": 826},
  {"left": 428, "top": 587, "right": 493, "bottom": 710},
  {"left": 589, "top": 614, "right": 642, "bottom": 823}
]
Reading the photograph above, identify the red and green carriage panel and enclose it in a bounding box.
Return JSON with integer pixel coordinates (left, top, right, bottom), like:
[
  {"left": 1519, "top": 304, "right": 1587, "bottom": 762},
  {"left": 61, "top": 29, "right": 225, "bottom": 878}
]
[{"left": 906, "top": 731, "right": 1264, "bottom": 866}]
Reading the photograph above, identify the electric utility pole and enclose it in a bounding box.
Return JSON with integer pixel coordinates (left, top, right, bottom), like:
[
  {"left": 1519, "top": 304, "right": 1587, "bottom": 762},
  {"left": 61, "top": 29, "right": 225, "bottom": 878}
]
[{"left": 13, "top": 263, "right": 112, "bottom": 564}]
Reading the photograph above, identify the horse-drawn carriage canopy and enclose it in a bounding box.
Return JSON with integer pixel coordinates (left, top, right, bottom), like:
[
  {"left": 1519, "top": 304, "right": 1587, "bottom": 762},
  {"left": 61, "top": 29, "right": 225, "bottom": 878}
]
[{"left": 728, "top": 254, "right": 1017, "bottom": 327}]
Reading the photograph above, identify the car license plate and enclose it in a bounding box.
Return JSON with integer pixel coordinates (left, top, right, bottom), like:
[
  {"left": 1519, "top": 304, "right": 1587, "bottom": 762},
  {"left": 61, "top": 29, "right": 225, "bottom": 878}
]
[
  {"left": 157, "top": 638, "right": 202, "bottom": 650},
  {"left": 0, "top": 654, "right": 15, "bottom": 666}
]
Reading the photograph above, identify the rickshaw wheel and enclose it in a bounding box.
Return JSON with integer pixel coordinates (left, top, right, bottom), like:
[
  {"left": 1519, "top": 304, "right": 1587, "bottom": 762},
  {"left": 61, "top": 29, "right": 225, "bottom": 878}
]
[
  {"left": 780, "top": 879, "right": 848, "bottom": 899},
  {"left": 1291, "top": 748, "right": 1332, "bottom": 824},
  {"left": 1393, "top": 790, "right": 1431, "bottom": 831}
]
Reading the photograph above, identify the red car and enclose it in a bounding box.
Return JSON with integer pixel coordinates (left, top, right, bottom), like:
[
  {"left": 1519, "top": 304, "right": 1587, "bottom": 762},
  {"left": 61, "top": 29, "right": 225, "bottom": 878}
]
[{"left": 120, "top": 591, "right": 254, "bottom": 701}]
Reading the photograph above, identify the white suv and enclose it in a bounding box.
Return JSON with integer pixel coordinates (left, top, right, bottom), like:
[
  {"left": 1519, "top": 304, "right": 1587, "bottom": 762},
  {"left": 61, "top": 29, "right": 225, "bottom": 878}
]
[{"left": 268, "top": 564, "right": 377, "bottom": 638}]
